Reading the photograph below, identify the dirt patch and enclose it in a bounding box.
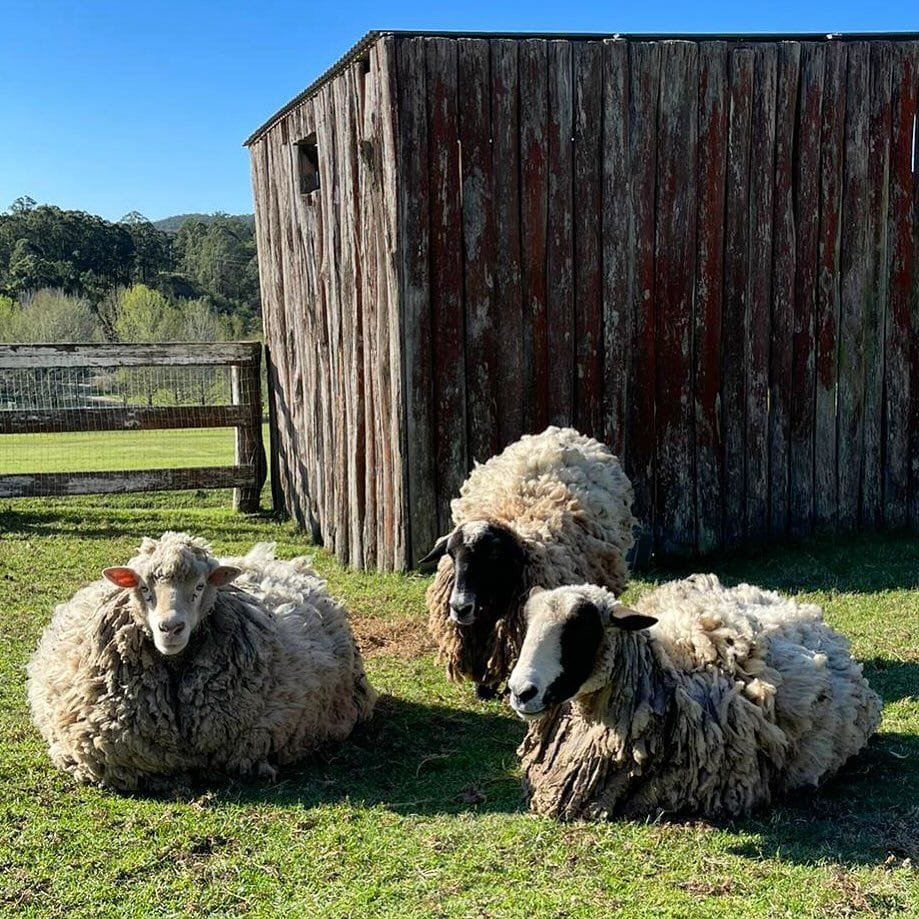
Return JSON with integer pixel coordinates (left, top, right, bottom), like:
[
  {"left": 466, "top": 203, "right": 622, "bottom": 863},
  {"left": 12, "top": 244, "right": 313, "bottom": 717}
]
[{"left": 351, "top": 614, "right": 435, "bottom": 659}]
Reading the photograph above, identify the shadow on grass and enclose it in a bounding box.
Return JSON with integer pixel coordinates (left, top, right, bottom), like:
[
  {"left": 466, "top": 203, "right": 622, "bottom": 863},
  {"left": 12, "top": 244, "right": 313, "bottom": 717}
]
[
  {"left": 207, "top": 693, "right": 527, "bottom": 817},
  {"left": 0, "top": 501, "right": 282, "bottom": 543},
  {"left": 638, "top": 529, "right": 919, "bottom": 595},
  {"left": 861, "top": 658, "right": 919, "bottom": 704},
  {"left": 725, "top": 730, "right": 919, "bottom": 867}
]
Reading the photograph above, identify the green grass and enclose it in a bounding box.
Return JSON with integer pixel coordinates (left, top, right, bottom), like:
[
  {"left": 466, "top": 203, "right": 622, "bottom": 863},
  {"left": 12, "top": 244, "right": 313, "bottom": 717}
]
[
  {"left": 0, "top": 424, "right": 272, "bottom": 474},
  {"left": 1, "top": 494, "right": 917, "bottom": 918}
]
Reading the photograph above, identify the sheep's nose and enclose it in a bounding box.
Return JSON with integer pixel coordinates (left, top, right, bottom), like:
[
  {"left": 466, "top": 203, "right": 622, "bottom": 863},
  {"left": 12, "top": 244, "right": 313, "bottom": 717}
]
[
  {"left": 158, "top": 621, "right": 185, "bottom": 636},
  {"left": 513, "top": 683, "right": 538, "bottom": 704},
  {"left": 449, "top": 600, "right": 475, "bottom": 624}
]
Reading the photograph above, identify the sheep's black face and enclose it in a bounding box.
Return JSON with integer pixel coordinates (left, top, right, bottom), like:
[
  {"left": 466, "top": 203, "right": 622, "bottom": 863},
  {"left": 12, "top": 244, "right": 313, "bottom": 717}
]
[{"left": 440, "top": 522, "right": 526, "bottom": 626}]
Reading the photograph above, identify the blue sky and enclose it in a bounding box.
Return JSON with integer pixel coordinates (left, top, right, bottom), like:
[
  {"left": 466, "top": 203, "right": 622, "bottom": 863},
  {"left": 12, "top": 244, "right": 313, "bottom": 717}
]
[{"left": 1, "top": 0, "right": 917, "bottom": 222}]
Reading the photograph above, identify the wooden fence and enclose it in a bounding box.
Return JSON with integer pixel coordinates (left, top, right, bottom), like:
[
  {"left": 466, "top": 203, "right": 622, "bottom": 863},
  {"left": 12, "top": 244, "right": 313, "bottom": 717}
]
[
  {"left": 250, "top": 33, "right": 919, "bottom": 569},
  {"left": 0, "top": 342, "right": 267, "bottom": 511}
]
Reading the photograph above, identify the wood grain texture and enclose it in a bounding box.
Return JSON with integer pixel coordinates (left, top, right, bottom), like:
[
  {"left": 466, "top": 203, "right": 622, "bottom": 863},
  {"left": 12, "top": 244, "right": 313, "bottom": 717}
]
[
  {"left": 745, "top": 43, "right": 777, "bottom": 544},
  {"left": 790, "top": 42, "right": 826, "bottom": 536},
  {"left": 0, "top": 467, "right": 255, "bottom": 499},
  {"left": 861, "top": 43, "right": 893, "bottom": 528},
  {"left": 458, "top": 38, "right": 500, "bottom": 467},
  {"left": 546, "top": 40, "right": 575, "bottom": 429},
  {"left": 653, "top": 40, "right": 698, "bottom": 555},
  {"left": 520, "top": 39, "right": 550, "bottom": 433},
  {"left": 625, "top": 41, "right": 661, "bottom": 533},
  {"left": 600, "top": 39, "right": 630, "bottom": 458},
  {"left": 722, "top": 48, "right": 753, "bottom": 548},
  {"left": 814, "top": 41, "right": 847, "bottom": 528},
  {"left": 573, "top": 41, "right": 604, "bottom": 440},
  {"left": 767, "top": 42, "right": 801, "bottom": 540},
  {"left": 396, "top": 37, "right": 437, "bottom": 562},
  {"left": 837, "top": 43, "right": 871, "bottom": 530},
  {"left": 426, "top": 37, "right": 467, "bottom": 535},
  {"left": 694, "top": 41, "right": 729, "bottom": 553},
  {"left": 491, "top": 39, "right": 524, "bottom": 448}
]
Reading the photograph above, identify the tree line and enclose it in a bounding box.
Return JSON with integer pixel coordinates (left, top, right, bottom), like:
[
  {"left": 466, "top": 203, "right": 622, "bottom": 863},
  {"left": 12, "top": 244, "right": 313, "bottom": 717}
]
[{"left": 0, "top": 196, "right": 261, "bottom": 344}]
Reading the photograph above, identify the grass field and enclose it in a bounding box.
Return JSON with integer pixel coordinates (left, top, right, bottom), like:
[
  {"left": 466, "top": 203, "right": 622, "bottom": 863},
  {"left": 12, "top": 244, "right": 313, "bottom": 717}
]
[
  {"left": 0, "top": 425, "right": 272, "bottom": 475},
  {"left": 0, "top": 491, "right": 916, "bottom": 918}
]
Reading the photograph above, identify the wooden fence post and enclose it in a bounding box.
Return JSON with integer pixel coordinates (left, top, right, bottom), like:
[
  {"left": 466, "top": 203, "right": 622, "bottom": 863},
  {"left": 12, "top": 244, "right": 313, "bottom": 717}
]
[{"left": 232, "top": 344, "right": 268, "bottom": 513}]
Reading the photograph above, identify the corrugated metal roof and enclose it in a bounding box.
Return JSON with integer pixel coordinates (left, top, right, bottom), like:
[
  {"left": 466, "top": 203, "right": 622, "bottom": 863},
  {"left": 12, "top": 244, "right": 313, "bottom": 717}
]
[{"left": 244, "top": 29, "right": 919, "bottom": 147}]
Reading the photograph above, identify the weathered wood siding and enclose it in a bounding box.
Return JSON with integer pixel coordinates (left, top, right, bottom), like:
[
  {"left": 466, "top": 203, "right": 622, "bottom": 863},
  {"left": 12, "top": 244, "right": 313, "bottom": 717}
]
[
  {"left": 251, "top": 37, "right": 406, "bottom": 568},
  {"left": 252, "top": 34, "right": 919, "bottom": 571}
]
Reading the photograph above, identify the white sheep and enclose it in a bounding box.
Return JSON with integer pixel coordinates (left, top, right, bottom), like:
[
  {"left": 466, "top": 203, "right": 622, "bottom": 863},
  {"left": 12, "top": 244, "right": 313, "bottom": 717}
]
[
  {"left": 422, "top": 427, "right": 636, "bottom": 699},
  {"left": 508, "top": 575, "right": 881, "bottom": 820},
  {"left": 27, "top": 532, "right": 377, "bottom": 791}
]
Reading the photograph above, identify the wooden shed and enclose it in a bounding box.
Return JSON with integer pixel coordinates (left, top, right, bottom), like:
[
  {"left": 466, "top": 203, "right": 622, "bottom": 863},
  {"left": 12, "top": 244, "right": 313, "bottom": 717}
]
[{"left": 247, "top": 30, "right": 919, "bottom": 572}]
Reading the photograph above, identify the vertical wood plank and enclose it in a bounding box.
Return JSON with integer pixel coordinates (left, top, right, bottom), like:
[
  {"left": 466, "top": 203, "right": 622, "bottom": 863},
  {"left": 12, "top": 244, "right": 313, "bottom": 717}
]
[
  {"left": 427, "top": 38, "right": 467, "bottom": 535},
  {"left": 334, "top": 67, "right": 365, "bottom": 567},
  {"left": 837, "top": 42, "right": 871, "bottom": 530},
  {"left": 694, "top": 41, "right": 729, "bottom": 554},
  {"left": 861, "top": 43, "right": 893, "bottom": 529},
  {"left": 520, "top": 39, "right": 550, "bottom": 432},
  {"left": 396, "top": 36, "right": 437, "bottom": 562},
  {"left": 377, "top": 35, "right": 408, "bottom": 570},
  {"left": 911, "top": 45, "right": 919, "bottom": 528},
  {"left": 722, "top": 48, "right": 754, "bottom": 548},
  {"left": 883, "top": 44, "right": 914, "bottom": 527},
  {"left": 546, "top": 40, "right": 575, "bottom": 429},
  {"left": 458, "top": 38, "right": 500, "bottom": 465},
  {"left": 317, "top": 83, "right": 347, "bottom": 558},
  {"left": 745, "top": 43, "right": 778, "bottom": 544},
  {"left": 768, "top": 42, "right": 801, "bottom": 540},
  {"left": 626, "top": 41, "right": 661, "bottom": 536},
  {"left": 492, "top": 39, "right": 524, "bottom": 447},
  {"left": 814, "top": 41, "right": 847, "bottom": 528},
  {"left": 573, "top": 41, "right": 604, "bottom": 440},
  {"left": 653, "top": 40, "right": 698, "bottom": 555},
  {"left": 601, "top": 39, "right": 630, "bottom": 458},
  {"left": 790, "top": 43, "right": 826, "bottom": 536},
  {"left": 358, "top": 57, "right": 380, "bottom": 567}
]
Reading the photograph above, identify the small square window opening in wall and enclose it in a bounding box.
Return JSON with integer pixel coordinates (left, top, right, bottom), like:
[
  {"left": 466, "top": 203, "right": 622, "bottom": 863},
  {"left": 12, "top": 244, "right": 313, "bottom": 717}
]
[{"left": 297, "top": 133, "right": 320, "bottom": 195}]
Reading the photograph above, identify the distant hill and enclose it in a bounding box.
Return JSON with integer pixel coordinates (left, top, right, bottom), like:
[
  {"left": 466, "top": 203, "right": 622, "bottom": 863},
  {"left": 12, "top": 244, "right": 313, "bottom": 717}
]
[{"left": 153, "top": 213, "right": 255, "bottom": 233}]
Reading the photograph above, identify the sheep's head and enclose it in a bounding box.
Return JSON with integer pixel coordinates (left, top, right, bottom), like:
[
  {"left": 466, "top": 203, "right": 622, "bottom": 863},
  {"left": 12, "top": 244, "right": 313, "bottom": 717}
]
[
  {"left": 507, "top": 586, "right": 657, "bottom": 720},
  {"left": 103, "top": 532, "right": 240, "bottom": 656},
  {"left": 420, "top": 520, "right": 526, "bottom": 626}
]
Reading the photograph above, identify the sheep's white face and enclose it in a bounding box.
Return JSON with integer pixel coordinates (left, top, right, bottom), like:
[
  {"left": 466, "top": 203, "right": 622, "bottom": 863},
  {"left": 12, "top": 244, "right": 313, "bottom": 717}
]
[
  {"left": 508, "top": 587, "right": 657, "bottom": 720},
  {"left": 103, "top": 564, "right": 239, "bottom": 655}
]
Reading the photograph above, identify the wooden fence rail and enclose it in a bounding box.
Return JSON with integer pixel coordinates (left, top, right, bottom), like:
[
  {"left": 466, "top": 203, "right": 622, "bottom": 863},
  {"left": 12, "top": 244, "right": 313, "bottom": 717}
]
[
  {"left": 249, "top": 33, "right": 919, "bottom": 570},
  {"left": 0, "top": 342, "right": 267, "bottom": 510}
]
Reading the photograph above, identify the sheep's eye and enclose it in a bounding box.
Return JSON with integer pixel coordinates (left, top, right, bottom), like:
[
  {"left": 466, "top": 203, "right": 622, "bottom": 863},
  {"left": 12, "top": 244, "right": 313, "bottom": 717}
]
[
  {"left": 139, "top": 583, "right": 152, "bottom": 599},
  {"left": 194, "top": 583, "right": 205, "bottom": 595}
]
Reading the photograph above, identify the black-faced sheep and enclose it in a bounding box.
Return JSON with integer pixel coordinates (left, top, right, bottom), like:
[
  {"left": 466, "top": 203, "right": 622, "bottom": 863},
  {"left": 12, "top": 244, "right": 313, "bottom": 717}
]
[
  {"left": 422, "top": 426, "right": 636, "bottom": 700},
  {"left": 508, "top": 575, "right": 881, "bottom": 820},
  {"left": 27, "top": 532, "right": 377, "bottom": 791}
]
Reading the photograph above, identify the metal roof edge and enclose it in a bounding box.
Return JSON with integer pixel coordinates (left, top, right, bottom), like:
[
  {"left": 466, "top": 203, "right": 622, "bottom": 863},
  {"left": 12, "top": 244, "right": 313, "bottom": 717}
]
[{"left": 243, "top": 28, "right": 919, "bottom": 146}]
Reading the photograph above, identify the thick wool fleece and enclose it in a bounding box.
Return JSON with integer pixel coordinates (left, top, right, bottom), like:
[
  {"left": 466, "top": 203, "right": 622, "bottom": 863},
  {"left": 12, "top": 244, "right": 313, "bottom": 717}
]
[
  {"left": 519, "top": 575, "right": 881, "bottom": 820},
  {"left": 27, "top": 535, "right": 376, "bottom": 791},
  {"left": 428, "top": 426, "right": 636, "bottom": 687}
]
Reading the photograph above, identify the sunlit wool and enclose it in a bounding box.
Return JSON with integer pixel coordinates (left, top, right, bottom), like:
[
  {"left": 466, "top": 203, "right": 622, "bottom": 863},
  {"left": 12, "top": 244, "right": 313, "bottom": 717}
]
[
  {"left": 427, "top": 426, "right": 636, "bottom": 694},
  {"left": 27, "top": 533, "right": 376, "bottom": 791},
  {"left": 515, "top": 575, "right": 882, "bottom": 820}
]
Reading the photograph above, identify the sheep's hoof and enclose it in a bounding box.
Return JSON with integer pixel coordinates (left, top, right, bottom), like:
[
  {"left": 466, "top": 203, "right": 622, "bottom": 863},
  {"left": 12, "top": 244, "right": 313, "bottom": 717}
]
[{"left": 474, "top": 683, "right": 499, "bottom": 702}]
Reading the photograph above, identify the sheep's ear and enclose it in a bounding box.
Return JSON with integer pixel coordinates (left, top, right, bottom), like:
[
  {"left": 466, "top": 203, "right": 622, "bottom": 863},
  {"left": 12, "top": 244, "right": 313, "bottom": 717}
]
[
  {"left": 418, "top": 533, "right": 450, "bottom": 568},
  {"left": 611, "top": 606, "right": 657, "bottom": 632},
  {"left": 528, "top": 586, "right": 545, "bottom": 599},
  {"left": 207, "top": 565, "right": 240, "bottom": 587},
  {"left": 103, "top": 567, "right": 140, "bottom": 589}
]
